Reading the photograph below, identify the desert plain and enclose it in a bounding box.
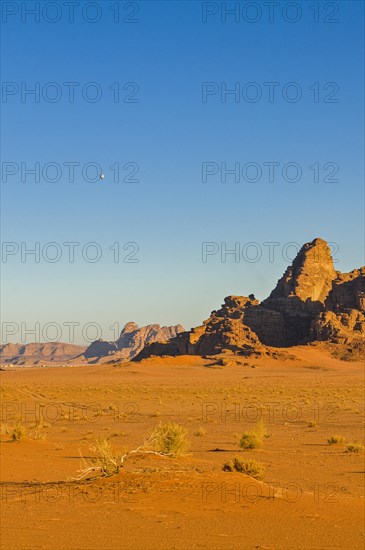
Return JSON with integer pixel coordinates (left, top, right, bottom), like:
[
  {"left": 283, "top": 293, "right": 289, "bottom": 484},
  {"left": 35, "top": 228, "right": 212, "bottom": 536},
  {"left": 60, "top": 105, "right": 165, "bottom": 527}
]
[{"left": 1, "top": 346, "right": 364, "bottom": 550}]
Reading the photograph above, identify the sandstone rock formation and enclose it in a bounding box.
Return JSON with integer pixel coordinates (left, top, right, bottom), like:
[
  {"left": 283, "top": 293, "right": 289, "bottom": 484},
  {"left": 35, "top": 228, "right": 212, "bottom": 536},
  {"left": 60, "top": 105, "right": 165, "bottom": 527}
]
[
  {"left": 0, "top": 342, "right": 85, "bottom": 366},
  {"left": 136, "top": 295, "right": 267, "bottom": 359},
  {"left": 243, "top": 238, "right": 338, "bottom": 346},
  {"left": 312, "top": 267, "right": 365, "bottom": 349},
  {"left": 84, "top": 322, "right": 185, "bottom": 361},
  {"left": 264, "top": 238, "right": 336, "bottom": 307},
  {"left": 135, "top": 238, "right": 364, "bottom": 360}
]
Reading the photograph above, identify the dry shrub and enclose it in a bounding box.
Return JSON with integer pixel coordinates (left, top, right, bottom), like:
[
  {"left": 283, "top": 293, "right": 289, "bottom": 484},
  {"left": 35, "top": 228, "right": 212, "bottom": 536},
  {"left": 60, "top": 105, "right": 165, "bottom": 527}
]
[
  {"left": 223, "top": 457, "right": 265, "bottom": 479},
  {"left": 150, "top": 422, "right": 188, "bottom": 456},
  {"left": 239, "top": 419, "right": 267, "bottom": 450}
]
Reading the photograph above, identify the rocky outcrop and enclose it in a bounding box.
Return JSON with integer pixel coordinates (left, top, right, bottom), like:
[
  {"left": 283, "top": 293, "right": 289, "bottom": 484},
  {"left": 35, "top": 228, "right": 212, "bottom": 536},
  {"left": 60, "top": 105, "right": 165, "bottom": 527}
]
[
  {"left": 264, "top": 238, "right": 336, "bottom": 309},
  {"left": 135, "top": 238, "right": 364, "bottom": 360},
  {"left": 0, "top": 342, "right": 85, "bottom": 365},
  {"left": 312, "top": 310, "right": 365, "bottom": 343},
  {"left": 245, "top": 238, "right": 338, "bottom": 346},
  {"left": 84, "top": 322, "right": 185, "bottom": 361},
  {"left": 187, "top": 295, "right": 265, "bottom": 356},
  {"left": 136, "top": 296, "right": 266, "bottom": 359},
  {"left": 324, "top": 268, "right": 365, "bottom": 311},
  {"left": 312, "top": 267, "right": 365, "bottom": 346}
]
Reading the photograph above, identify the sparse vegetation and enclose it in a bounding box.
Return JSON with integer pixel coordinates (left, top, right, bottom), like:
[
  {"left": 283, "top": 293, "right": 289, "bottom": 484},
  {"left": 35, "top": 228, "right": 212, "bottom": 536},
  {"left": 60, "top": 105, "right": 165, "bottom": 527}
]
[
  {"left": 308, "top": 421, "right": 317, "bottom": 428},
  {"left": 327, "top": 435, "right": 345, "bottom": 445},
  {"left": 87, "top": 438, "right": 122, "bottom": 476},
  {"left": 151, "top": 422, "right": 188, "bottom": 456},
  {"left": 346, "top": 443, "right": 364, "bottom": 453},
  {"left": 222, "top": 457, "right": 265, "bottom": 479},
  {"left": 10, "top": 423, "right": 26, "bottom": 442},
  {"left": 75, "top": 424, "right": 189, "bottom": 480},
  {"left": 29, "top": 419, "right": 47, "bottom": 440},
  {"left": 239, "top": 419, "right": 266, "bottom": 450},
  {"left": 1, "top": 423, "right": 10, "bottom": 435}
]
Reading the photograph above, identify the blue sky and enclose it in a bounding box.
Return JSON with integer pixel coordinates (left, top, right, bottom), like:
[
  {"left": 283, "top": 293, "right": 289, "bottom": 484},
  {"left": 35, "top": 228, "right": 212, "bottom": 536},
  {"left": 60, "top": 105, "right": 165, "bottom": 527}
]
[{"left": 1, "top": 0, "right": 364, "bottom": 344}]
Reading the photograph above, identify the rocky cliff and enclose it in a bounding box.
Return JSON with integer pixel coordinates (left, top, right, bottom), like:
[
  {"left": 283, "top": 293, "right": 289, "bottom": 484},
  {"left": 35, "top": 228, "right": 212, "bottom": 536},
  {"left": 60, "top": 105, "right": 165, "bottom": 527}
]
[
  {"left": 135, "top": 238, "right": 364, "bottom": 360},
  {"left": 244, "top": 238, "right": 338, "bottom": 345},
  {"left": 312, "top": 267, "right": 365, "bottom": 348}
]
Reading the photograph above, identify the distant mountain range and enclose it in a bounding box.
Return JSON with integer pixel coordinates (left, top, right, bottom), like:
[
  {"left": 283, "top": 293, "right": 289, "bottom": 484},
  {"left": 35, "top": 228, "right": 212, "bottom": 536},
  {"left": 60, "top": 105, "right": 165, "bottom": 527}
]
[
  {"left": 81, "top": 322, "right": 185, "bottom": 363},
  {"left": 0, "top": 323, "right": 185, "bottom": 366},
  {"left": 0, "top": 342, "right": 85, "bottom": 366}
]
